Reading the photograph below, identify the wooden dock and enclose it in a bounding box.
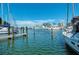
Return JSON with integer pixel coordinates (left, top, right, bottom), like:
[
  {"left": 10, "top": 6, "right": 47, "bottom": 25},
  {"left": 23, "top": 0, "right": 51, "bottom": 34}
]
[{"left": 0, "top": 33, "right": 27, "bottom": 40}]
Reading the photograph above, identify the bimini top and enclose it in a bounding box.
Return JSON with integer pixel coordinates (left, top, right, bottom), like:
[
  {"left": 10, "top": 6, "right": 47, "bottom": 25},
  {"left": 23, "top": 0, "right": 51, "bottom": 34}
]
[
  {"left": 71, "top": 16, "right": 79, "bottom": 24},
  {"left": 71, "top": 16, "right": 79, "bottom": 32},
  {"left": 0, "top": 17, "right": 10, "bottom": 27}
]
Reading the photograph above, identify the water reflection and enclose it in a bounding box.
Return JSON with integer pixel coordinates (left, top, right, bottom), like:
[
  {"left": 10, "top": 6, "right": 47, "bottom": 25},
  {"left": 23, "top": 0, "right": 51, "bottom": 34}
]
[
  {"left": 7, "top": 37, "right": 15, "bottom": 48},
  {"left": 51, "top": 29, "right": 57, "bottom": 40},
  {"left": 33, "top": 28, "right": 35, "bottom": 40},
  {"left": 51, "top": 29, "right": 53, "bottom": 40},
  {"left": 12, "top": 38, "right": 15, "bottom": 48},
  {"left": 23, "top": 35, "right": 29, "bottom": 48},
  {"left": 7, "top": 38, "right": 11, "bottom": 48}
]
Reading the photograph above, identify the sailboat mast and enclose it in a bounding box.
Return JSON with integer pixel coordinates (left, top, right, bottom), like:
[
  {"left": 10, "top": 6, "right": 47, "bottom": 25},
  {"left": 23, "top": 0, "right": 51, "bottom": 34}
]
[
  {"left": 7, "top": 4, "right": 17, "bottom": 27},
  {"left": 72, "top": 3, "right": 74, "bottom": 18},
  {"left": 1, "top": 3, "right": 4, "bottom": 25},
  {"left": 66, "top": 3, "right": 69, "bottom": 26},
  {"left": 7, "top": 3, "right": 10, "bottom": 26}
]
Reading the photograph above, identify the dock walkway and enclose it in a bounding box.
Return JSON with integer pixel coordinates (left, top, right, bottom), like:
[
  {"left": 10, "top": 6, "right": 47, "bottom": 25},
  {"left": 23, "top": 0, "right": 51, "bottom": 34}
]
[{"left": 0, "top": 33, "right": 27, "bottom": 40}]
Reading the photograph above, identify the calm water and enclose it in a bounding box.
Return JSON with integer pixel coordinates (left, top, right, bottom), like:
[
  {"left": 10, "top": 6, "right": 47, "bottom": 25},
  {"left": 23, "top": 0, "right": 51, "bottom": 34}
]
[{"left": 0, "top": 29, "right": 77, "bottom": 55}]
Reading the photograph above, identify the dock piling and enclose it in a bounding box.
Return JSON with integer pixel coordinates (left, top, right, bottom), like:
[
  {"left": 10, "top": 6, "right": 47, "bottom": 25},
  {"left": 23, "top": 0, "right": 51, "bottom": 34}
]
[
  {"left": 26, "top": 26, "right": 28, "bottom": 33},
  {"left": 8, "top": 26, "right": 11, "bottom": 39}
]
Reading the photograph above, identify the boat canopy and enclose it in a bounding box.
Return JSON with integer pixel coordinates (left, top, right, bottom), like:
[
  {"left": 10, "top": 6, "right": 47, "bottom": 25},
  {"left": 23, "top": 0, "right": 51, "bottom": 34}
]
[
  {"left": 71, "top": 16, "right": 79, "bottom": 24},
  {"left": 0, "top": 24, "right": 10, "bottom": 27},
  {"left": 0, "top": 17, "right": 10, "bottom": 27}
]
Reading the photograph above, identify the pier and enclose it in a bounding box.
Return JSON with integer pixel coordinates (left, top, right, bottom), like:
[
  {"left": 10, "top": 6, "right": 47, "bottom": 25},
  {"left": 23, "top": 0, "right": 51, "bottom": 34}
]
[
  {"left": 0, "top": 3, "right": 28, "bottom": 40},
  {"left": 0, "top": 26, "right": 28, "bottom": 39},
  {"left": 0, "top": 33, "right": 27, "bottom": 40}
]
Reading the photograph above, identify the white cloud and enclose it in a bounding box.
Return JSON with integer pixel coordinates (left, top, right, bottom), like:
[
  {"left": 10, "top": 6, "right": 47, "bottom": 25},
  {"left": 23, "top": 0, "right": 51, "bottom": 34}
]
[
  {"left": 33, "top": 19, "right": 55, "bottom": 23},
  {"left": 16, "top": 20, "right": 36, "bottom": 27},
  {"left": 16, "top": 19, "right": 65, "bottom": 27}
]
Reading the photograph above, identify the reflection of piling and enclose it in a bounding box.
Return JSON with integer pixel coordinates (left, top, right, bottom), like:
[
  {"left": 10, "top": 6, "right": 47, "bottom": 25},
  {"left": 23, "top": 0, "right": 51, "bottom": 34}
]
[
  {"left": 8, "top": 38, "right": 11, "bottom": 48},
  {"left": 51, "top": 28, "right": 53, "bottom": 39},
  {"left": 12, "top": 27, "right": 14, "bottom": 39},
  {"left": 12, "top": 37, "right": 15, "bottom": 48},
  {"left": 33, "top": 26, "right": 35, "bottom": 40},
  {"left": 23, "top": 35, "right": 29, "bottom": 48}
]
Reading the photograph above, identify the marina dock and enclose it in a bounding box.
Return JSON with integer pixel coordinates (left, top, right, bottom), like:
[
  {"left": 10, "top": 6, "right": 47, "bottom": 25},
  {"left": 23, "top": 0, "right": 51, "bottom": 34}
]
[{"left": 0, "top": 33, "right": 27, "bottom": 40}]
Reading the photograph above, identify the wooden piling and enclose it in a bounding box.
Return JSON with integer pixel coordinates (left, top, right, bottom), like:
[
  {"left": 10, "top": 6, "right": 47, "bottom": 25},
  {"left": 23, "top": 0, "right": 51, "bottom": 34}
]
[
  {"left": 8, "top": 26, "right": 11, "bottom": 39},
  {"left": 26, "top": 26, "right": 28, "bottom": 33},
  {"left": 22, "top": 27, "right": 26, "bottom": 36},
  {"left": 23, "top": 27, "right": 24, "bottom": 33},
  {"left": 20, "top": 27, "right": 21, "bottom": 33}
]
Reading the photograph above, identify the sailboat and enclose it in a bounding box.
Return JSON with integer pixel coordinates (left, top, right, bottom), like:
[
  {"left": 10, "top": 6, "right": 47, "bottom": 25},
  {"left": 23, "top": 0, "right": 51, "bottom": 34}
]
[
  {"left": 63, "top": 4, "right": 79, "bottom": 54},
  {"left": 0, "top": 3, "right": 18, "bottom": 34},
  {"left": 0, "top": 4, "right": 8, "bottom": 34}
]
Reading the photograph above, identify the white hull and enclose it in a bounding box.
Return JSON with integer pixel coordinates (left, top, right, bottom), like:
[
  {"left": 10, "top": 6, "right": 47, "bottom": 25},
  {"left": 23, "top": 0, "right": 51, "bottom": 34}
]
[
  {"left": 0, "top": 28, "right": 8, "bottom": 34},
  {"left": 0, "top": 31, "right": 8, "bottom": 34},
  {"left": 0, "top": 27, "right": 17, "bottom": 34},
  {"left": 63, "top": 32, "right": 79, "bottom": 54}
]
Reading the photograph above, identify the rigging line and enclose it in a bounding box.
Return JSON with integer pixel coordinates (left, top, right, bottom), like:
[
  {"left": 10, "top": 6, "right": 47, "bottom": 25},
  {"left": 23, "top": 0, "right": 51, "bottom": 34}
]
[
  {"left": 10, "top": 14, "right": 17, "bottom": 27},
  {"left": 7, "top": 3, "right": 17, "bottom": 27},
  {"left": 72, "top": 3, "right": 75, "bottom": 18}
]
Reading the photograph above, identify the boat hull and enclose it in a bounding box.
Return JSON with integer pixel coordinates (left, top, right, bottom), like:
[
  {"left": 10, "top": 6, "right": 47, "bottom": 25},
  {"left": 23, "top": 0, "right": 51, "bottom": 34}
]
[{"left": 63, "top": 32, "right": 79, "bottom": 54}]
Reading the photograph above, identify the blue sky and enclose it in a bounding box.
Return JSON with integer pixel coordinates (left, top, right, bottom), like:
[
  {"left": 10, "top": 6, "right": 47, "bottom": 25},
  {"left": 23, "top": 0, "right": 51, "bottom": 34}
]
[{"left": 0, "top": 3, "right": 79, "bottom": 27}]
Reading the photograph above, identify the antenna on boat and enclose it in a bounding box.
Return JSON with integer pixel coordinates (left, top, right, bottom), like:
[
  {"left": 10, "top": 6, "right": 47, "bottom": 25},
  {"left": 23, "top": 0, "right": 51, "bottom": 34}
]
[{"left": 1, "top": 3, "right": 4, "bottom": 25}]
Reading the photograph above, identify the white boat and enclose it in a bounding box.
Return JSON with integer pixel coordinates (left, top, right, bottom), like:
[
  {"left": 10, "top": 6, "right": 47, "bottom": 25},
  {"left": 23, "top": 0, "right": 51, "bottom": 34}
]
[
  {"left": 62, "top": 3, "right": 79, "bottom": 54},
  {"left": 0, "top": 27, "right": 8, "bottom": 34},
  {"left": 0, "top": 4, "right": 18, "bottom": 34},
  {"left": 63, "top": 31, "right": 79, "bottom": 54},
  {"left": 51, "top": 26, "right": 61, "bottom": 30},
  {"left": 63, "top": 16, "right": 79, "bottom": 54},
  {"left": 0, "top": 27, "right": 18, "bottom": 34}
]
